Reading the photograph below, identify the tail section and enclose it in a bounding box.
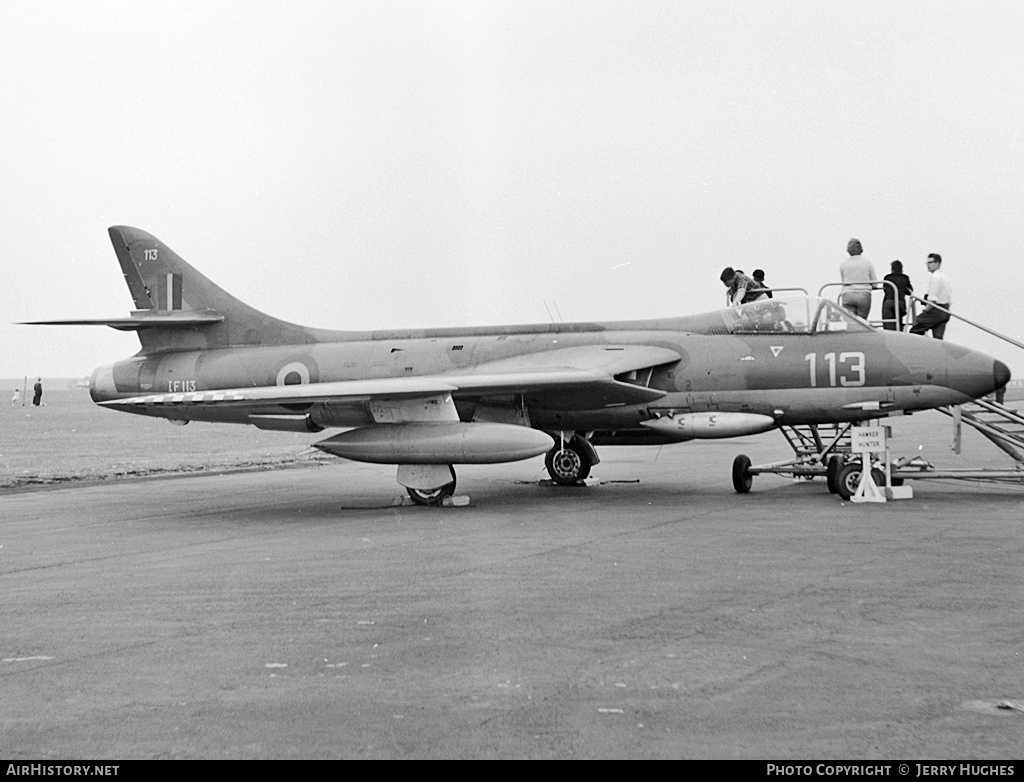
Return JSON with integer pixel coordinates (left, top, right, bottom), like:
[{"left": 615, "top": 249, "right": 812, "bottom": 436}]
[{"left": 107, "top": 226, "right": 316, "bottom": 352}]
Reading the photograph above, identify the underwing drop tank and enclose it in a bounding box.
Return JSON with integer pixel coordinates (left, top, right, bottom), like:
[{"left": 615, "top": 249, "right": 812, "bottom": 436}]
[
  {"left": 314, "top": 422, "right": 554, "bottom": 464},
  {"left": 641, "top": 412, "right": 776, "bottom": 441}
]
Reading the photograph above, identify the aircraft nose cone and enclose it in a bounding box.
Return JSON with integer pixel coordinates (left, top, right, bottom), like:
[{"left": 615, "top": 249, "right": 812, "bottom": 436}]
[{"left": 994, "top": 359, "right": 1012, "bottom": 390}]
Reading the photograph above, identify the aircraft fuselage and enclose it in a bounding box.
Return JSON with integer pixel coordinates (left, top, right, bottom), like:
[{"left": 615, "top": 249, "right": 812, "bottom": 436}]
[{"left": 91, "top": 317, "right": 1006, "bottom": 433}]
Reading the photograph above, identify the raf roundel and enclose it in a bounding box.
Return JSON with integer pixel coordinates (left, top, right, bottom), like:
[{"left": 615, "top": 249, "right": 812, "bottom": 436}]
[{"left": 276, "top": 362, "right": 311, "bottom": 386}]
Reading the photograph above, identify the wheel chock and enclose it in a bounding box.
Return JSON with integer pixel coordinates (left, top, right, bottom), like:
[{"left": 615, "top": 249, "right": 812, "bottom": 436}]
[{"left": 886, "top": 485, "right": 914, "bottom": 500}]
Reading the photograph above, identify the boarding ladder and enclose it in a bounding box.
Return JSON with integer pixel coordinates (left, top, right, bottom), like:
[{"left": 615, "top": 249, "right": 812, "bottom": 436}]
[
  {"left": 883, "top": 296, "right": 1024, "bottom": 485},
  {"left": 908, "top": 295, "right": 1024, "bottom": 471},
  {"left": 938, "top": 398, "right": 1024, "bottom": 464},
  {"left": 778, "top": 423, "right": 852, "bottom": 467}
]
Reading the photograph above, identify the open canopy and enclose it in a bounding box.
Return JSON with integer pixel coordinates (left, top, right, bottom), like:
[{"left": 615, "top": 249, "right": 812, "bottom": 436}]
[{"left": 719, "top": 296, "right": 874, "bottom": 335}]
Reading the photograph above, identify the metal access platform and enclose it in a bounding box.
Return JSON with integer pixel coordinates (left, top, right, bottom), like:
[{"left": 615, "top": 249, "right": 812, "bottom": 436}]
[
  {"left": 734, "top": 422, "right": 850, "bottom": 482},
  {"left": 732, "top": 284, "right": 1024, "bottom": 499},
  {"left": 736, "top": 393, "right": 1024, "bottom": 500}
]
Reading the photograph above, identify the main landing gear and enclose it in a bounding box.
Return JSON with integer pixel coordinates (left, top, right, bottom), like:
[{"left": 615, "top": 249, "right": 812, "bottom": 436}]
[{"left": 544, "top": 435, "right": 598, "bottom": 485}]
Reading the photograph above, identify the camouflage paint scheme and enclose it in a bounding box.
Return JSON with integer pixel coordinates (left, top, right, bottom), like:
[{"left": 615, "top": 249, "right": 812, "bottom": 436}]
[{"left": 29, "top": 227, "right": 1011, "bottom": 502}]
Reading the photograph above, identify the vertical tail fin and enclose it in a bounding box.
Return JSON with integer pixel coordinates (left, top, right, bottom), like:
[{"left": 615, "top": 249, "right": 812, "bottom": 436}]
[{"left": 108, "top": 226, "right": 314, "bottom": 351}]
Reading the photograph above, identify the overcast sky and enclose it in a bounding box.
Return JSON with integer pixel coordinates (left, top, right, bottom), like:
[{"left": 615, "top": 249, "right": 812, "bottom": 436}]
[{"left": 2, "top": 1, "right": 1023, "bottom": 381}]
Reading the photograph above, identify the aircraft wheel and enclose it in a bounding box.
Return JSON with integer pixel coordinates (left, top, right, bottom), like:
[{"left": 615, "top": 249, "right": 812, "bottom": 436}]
[
  {"left": 545, "top": 441, "right": 592, "bottom": 485},
  {"left": 732, "top": 454, "right": 753, "bottom": 493},
  {"left": 834, "top": 462, "right": 884, "bottom": 501},
  {"left": 826, "top": 455, "right": 844, "bottom": 494},
  {"left": 407, "top": 467, "right": 457, "bottom": 506}
]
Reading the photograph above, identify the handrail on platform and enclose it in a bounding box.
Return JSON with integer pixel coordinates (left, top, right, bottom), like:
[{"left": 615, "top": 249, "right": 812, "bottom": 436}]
[
  {"left": 907, "top": 296, "right": 1024, "bottom": 352},
  {"left": 817, "top": 280, "right": 905, "bottom": 330}
]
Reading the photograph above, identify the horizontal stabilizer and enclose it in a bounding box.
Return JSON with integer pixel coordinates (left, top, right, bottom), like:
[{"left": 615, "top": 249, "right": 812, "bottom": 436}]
[{"left": 23, "top": 309, "right": 224, "bottom": 331}]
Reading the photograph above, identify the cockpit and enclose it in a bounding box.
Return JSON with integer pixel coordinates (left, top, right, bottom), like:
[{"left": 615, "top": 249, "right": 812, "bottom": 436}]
[{"left": 719, "top": 296, "right": 873, "bottom": 335}]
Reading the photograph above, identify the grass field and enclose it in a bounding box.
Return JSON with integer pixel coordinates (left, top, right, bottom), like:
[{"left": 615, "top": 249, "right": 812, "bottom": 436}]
[
  {"left": 2, "top": 378, "right": 1022, "bottom": 491},
  {"left": 1, "top": 381, "right": 315, "bottom": 489}
]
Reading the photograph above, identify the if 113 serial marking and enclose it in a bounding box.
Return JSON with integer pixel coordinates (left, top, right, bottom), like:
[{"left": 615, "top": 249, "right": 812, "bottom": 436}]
[{"left": 804, "top": 352, "right": 866, "bottom": 387}]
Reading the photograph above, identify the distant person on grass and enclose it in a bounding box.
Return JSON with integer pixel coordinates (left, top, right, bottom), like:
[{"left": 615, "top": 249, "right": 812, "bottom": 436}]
[{"left": 33, "top": 378, "right": 42, "bottom": 406}]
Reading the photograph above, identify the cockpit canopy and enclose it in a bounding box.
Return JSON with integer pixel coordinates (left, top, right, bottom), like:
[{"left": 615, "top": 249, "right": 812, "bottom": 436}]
[{"left": 719, "top": 296, "right": 873, "bottom": 335}]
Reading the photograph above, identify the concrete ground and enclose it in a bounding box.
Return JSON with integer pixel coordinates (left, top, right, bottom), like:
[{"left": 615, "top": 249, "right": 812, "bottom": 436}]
[{"left": 2, "top": 431, "right": 1023, "bottom": 759}]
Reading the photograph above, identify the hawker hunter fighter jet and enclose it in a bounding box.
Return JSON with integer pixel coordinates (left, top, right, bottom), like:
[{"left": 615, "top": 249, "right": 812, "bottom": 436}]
[{"left": 28, "top": 227, "right": 1011, "bottom": 504}]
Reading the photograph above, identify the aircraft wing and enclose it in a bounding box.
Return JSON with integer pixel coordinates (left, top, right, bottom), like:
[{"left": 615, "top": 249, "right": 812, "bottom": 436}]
[
  {"left": 100, "top": 345, "right": 680, "bottom": 411},
  {"left": 447, "top": 344, "right": 680, "bottom": 407}
]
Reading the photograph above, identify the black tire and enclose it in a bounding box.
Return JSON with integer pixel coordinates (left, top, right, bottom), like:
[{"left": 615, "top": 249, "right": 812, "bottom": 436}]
[
  {"left": 545, "top": 441, "right": 592, "bottom": 485},
  {"left": 406, "top": 466, "right": 457, "bottom": 506},
  {"left": 826, "top": 455, "right": 844, "bottom": 494},
  {"left": 732, "top": 454, "right": 753, "bottom": 493},
  {"left": 834, "top": 462, "right": 884, "bottom": 501}
]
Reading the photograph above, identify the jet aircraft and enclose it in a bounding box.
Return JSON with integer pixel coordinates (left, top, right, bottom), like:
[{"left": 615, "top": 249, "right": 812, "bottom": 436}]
[{"left": 28, "top": 227, "right": 1011, "bottom": 504}]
